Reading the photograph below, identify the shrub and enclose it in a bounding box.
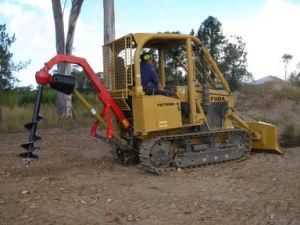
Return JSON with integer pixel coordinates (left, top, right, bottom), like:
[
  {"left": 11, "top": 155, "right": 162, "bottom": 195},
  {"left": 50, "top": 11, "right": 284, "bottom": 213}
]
[
  {"left": 280, "top": 124, "right": 300, "bottom": 147},
  {"left": 289, "top": 71, "right": 300, "bottom": 87}
]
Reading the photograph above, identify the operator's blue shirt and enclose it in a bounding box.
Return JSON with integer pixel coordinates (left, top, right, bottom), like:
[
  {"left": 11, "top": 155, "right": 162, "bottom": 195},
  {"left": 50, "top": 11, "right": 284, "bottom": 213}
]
[{"left": 140, "top": 62, "right": 160, "bottom": 88}]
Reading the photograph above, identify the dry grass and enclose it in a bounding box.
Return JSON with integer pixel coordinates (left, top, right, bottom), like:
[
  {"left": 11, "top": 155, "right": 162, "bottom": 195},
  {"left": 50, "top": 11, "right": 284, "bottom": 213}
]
[
  {"left": 280, "top": 124, "right": 300, "bottom": 147},
  {"left": 241, "top": 81, "right": 300, "bottom": 101},
  {"left": 0, "top": 89, "right": 103, "bottom": 133},
  {"left": 0, "top": 103, "right": 96, "bottom": 133},
  {"left": 235, "top": 81, "right": 300, "bottom": 147},
  {"left": 274, "top": 83, "right": 300, "bottom": 102}
]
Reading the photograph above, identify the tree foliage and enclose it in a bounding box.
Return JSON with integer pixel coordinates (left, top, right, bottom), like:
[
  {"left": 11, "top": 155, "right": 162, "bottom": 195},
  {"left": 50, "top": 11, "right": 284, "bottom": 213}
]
[
  {"left": 197, "top": 16, "right": 225, "bottom": 62},
  {"left": 195, "top": 16, "right": 252, "bottom": 91},
  {"left": 289, "top": 61, "right": 300, "bottom": 87},
  {"left": 159, "top": 31, "right": 187, "bottom": 85},
  {"left": 282, "top": 53, "right": 293, "bottom": 81},
  {"left": 71, "top": 66, "right": 103, "bottom": 93},
  {"left": 282, "top": 53, "right": 293, "bottom": 63},
  {"left": 0, "top": 24, "right": 29, "bottom": 90}
]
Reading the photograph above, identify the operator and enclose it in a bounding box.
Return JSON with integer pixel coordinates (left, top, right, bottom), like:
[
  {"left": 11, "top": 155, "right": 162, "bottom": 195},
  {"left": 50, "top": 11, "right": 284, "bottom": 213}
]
[{"left": 140, "top": 52, "right": 165, "bottom": 95}]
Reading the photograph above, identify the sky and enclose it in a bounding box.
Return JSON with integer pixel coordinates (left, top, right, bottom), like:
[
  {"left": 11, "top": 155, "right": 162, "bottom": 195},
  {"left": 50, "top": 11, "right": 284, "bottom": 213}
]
[{"left": 0, "top": 0, "right": 300, "bottom": 87}]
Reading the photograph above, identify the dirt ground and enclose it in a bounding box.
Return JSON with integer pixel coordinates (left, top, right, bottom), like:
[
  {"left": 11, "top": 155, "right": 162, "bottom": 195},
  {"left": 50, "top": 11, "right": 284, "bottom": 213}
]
[{"left": 0, "top": 127, "right": 299, "bottom": 225}]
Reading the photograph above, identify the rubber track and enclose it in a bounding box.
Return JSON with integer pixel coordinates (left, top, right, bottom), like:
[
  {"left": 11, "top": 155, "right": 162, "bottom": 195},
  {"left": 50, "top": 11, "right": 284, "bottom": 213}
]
[{"left": 139, "top": 129, "right": 251, "bottom": 174}]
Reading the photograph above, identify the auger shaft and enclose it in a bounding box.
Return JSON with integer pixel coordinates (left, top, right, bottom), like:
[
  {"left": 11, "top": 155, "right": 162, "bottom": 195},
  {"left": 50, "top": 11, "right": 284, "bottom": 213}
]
[{"left": 20, "top": 85, "right": 44, "bottom": 165}]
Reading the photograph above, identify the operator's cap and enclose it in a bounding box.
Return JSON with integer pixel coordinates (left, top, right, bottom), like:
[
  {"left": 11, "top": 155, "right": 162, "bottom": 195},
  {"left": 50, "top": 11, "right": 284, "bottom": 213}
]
[{"left": 140, "top": 52, "right": 152, "bottom": 62}]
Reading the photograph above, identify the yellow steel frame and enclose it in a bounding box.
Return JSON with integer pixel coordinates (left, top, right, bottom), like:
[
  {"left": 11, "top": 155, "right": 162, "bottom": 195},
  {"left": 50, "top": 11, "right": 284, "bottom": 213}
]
[{"left": 102, "top": 33, "right": 281, "bottom": 153}]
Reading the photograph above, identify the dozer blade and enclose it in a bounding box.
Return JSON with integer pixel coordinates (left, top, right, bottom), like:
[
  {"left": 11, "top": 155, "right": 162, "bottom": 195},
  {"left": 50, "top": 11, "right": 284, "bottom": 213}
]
[{"left": 247, "top": 121, "right": 283, "bottom": 154}]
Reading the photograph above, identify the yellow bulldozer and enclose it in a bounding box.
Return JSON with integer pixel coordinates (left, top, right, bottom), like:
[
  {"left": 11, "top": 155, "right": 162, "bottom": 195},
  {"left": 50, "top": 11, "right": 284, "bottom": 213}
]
[{"left": 21, "top": 33, "right": 282, "bottom": 173}]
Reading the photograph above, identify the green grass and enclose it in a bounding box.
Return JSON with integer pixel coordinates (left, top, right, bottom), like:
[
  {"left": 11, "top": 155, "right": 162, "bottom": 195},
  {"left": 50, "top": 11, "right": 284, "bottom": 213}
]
[{"left": 0, "top": 89, "right": 57, "bottom": 107}]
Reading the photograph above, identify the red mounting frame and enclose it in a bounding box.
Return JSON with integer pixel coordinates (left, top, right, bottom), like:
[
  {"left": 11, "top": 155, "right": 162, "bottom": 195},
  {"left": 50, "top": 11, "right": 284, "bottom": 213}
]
[{"left": 35, "top": 54, "right": 130, "bottom": 139}]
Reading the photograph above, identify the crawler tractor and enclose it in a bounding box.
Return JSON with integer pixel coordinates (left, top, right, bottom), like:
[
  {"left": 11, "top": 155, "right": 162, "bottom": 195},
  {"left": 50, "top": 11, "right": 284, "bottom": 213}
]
[{"left": 21, "top": 33, "right": 282, "bottom": 173}]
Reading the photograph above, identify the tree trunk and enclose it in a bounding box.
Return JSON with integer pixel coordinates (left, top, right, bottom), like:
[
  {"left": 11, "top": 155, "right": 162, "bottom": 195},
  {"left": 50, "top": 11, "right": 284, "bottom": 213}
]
[
  {"left": 51, "top": 0, "right": 84, "bottom": 118},
  {"left": 103, "top": 0, "right": 115, "bottom": 44},
  {"left": 65, "top": 0, "right": 84, "bottom": 75},
  {"left": 66, "top": 0, "right": 84, "bottom": 55},
  {"left": 52, "top": 0, "right": 65, "bottom": 73},
  {"left": 103, "top": 0, "right": 115, "bottom": 89},
  {"left": 52, "top": 0, "right": 71, "bottom": 118},
  {"left": 0, "top": 106, "right": 2, "bottom": 124}
]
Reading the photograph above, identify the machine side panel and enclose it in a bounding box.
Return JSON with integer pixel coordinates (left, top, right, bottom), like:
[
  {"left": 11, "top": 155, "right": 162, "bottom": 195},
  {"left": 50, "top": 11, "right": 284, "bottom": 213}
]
[{"left": 133, "top": 95, "right": 182, "bottom": 134}]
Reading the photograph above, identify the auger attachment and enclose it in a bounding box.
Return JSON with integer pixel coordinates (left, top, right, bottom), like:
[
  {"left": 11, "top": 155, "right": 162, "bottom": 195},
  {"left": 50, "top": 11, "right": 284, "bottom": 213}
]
[
  {"left": 20, "top": 85, "right": 44, "bottom": 166},
  {"left": 20, "top": 54, "right": 131, "bottom": 167}
]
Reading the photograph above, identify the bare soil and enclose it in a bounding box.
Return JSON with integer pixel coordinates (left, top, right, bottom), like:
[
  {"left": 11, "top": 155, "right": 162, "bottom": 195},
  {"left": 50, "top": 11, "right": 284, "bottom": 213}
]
[{"left": 0, "top": 128, "right": 299, "bottom": 225}]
